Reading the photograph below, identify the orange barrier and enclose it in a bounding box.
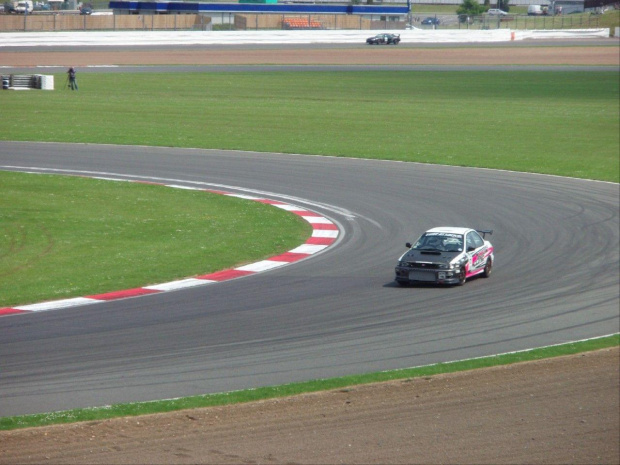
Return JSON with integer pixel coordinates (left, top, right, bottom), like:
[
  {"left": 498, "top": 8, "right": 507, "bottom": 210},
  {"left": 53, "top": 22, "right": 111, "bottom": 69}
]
[{"left": 282, "top": 17, "right": 323, "bottom": 29}]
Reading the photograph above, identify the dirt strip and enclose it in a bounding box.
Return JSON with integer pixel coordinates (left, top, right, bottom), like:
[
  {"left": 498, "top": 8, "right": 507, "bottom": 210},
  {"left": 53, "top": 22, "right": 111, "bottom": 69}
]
[
  {"left": 0, "top": 347, "right": 618, "bottom": 464},
  {"left": 1, "top": 45, "right": 619, "bottom": 66}
]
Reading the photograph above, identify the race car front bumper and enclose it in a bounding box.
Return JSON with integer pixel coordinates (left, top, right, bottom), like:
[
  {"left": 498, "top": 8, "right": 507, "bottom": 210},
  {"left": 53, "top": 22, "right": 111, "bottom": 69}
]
[{"left": 394, "top": 266, "right": 460, "bottom": 285}]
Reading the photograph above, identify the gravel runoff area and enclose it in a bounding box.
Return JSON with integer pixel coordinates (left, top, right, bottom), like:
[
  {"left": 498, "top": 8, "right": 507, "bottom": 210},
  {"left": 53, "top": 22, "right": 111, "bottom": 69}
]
[
  {"left": 1, "top": 348, "right": 618, "bottom": 464},
  {"left": 0, "top": 43, "right": 618, "bottom": 464},
  {"left": 1, "top": 43, "right": 619, "bottom": 66}
]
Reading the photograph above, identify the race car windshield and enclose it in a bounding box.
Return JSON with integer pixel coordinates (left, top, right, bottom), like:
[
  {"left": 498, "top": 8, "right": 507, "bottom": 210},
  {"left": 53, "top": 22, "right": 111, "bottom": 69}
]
[{"left": 413, "top": 234, "right": 464, "bottom": 252}]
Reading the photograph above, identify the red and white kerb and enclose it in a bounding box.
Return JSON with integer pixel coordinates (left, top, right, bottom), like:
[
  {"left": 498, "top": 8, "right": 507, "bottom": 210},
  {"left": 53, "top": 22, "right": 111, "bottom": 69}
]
[{"left": 0, "top": 183, "right": 339, "bottom": 317}]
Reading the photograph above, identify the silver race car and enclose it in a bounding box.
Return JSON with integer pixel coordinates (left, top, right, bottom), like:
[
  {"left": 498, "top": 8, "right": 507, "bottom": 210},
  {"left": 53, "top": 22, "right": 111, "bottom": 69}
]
[{"left": 395, "top": 227, "right": 494, "bottom": 286}]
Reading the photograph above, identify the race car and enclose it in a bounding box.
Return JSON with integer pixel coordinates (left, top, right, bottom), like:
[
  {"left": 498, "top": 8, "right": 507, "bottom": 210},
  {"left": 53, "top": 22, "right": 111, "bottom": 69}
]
[
  {"left": 366, "top": 33, "right": 401, "bottom": 45},
  {"left": 394, "top": 227, "right": 494, "bottom": 286}
]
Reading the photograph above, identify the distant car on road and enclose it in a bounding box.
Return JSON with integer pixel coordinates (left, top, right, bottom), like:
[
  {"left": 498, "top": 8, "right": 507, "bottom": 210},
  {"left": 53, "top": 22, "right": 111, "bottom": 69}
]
[
  {"left": 487, "top": 8, "right": 508, "bottom": 15},
  {"left": 421, "top": 17, "right": 440, "bottom": 26},
  {"left": 394, "top": 227, "right": 494, "bottom": 286},
  {"left": 366, "top": 33, "right": 401, "bottom": 45}
]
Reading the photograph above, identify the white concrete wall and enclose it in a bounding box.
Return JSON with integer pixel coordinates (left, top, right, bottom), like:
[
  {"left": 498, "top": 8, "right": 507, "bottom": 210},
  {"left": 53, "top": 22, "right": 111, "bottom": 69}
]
[{"left": 0, "top": 28, "right": 609, "bottom": 47}]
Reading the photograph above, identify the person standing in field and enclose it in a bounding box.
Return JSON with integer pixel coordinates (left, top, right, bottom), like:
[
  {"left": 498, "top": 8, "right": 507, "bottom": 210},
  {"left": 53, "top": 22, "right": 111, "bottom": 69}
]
[{"left": 67, "top": 67, "right": 78, "bottom": 91}]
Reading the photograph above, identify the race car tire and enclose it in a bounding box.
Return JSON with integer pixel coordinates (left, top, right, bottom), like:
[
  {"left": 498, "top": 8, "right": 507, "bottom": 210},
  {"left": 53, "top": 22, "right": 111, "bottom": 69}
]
[
  {"left": 483, "top": 258, "right": 493, "bottom": 278},
  {"left": 457, "top": 267, "right": 467, "bottom": 286}
]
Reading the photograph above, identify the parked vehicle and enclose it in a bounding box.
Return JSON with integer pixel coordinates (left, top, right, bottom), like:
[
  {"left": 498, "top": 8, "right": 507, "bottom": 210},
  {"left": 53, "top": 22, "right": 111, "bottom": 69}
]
[
  {"left": 487, "top": 8, "right": 508, "bottom": 15},
  {"left": 528, "top": 5, "right": 543, "bottom": 15},
  {"left": 15, "top": 0, "right": 33, "bottom": 12},
  {"left": 421, "top": 17, "right": 440, "bottom": 26},
  {"left": 4, "top": 0, "right": 33, "bottom": 13}
]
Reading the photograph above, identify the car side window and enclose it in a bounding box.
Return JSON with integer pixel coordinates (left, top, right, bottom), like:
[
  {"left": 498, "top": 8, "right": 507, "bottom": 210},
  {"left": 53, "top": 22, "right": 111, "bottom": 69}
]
[
  {"left": 466, "top": 233, "right": 474, "bottom": 251},
  {"left": 467, "top": 231, "right": 484, "bottom": 250}
]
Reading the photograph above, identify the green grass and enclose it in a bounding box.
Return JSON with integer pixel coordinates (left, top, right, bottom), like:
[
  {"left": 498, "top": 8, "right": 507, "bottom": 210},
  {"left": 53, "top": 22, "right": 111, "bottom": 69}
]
[
  {"left": 2, "top": 71, "right": 618, "bottom": 182},
  {"left": 0, "top": 171, "right": 311, "bottom": 307},
  {"left": 490, "top": 11, "right": 613, "bottom": 30},
  {"left": 598, "top": 8, "right": 620, "bottom": 30},
  {"left": 0, "top": 334, "right": 617, "bottom": 431}
]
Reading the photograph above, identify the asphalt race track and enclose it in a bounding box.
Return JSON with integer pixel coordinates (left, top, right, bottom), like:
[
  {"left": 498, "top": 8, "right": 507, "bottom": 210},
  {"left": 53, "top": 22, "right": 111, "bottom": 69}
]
[{"left": 1, "top": 141, "right": 618, "bottom": 417}]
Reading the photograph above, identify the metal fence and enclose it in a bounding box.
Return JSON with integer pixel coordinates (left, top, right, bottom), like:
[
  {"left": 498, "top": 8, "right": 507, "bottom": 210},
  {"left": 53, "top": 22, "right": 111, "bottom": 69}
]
[
  {"left": 0, "top": 12, "right": 211, "bottom": 31},
  {"left": 416, "top": 13, "right": 602, "bottom": 29},
  {"left": 0, "top": 11, "right": 603, "bottom": 32}
]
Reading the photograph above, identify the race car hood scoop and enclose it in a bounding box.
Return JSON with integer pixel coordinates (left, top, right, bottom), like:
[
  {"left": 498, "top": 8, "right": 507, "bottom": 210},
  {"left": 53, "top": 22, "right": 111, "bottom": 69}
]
[{"left": 402, "top": 249, "right": 459, "bottom": 264}]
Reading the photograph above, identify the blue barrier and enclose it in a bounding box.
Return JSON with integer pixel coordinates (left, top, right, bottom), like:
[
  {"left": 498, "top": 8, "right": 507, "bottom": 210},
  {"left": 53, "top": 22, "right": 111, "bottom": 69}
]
[{"left": 108, "top": 1, "right": 409, "bottom": 15}]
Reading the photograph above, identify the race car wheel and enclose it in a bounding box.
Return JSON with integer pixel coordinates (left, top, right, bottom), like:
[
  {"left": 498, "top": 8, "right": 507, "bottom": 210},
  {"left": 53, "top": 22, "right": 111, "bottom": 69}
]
[
  {"left": 483, "top": 258, "right": 493, "bottom": 278},
  {"left": 457, "top": 267, "right": 466, "bottom": 286}
]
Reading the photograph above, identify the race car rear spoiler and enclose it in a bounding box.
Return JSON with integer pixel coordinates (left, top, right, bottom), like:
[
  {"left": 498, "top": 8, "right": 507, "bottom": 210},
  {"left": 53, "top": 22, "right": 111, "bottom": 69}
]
[{"left": 476, "top": 229, "right": 493, "bottom": 238}]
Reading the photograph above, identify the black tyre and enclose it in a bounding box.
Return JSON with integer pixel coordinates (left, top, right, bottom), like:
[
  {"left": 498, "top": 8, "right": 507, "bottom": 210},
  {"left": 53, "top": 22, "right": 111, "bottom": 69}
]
[
  {"left": 457, "top": 267, "right": 466, "bottom": 286},
  {"left": 483, "top": 258, "right": 493, "bottom": 278}
]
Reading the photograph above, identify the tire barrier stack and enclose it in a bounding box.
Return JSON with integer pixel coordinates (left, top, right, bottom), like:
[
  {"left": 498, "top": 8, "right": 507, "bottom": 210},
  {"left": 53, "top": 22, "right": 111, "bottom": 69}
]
[{"left": 1, "top": 74, "right": 54, "bottom": 90}]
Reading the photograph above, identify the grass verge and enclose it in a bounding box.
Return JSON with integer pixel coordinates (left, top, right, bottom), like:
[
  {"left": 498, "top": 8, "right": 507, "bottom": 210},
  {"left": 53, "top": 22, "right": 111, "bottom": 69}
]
[
  {"left": 2, "top": 71, "right": 618, "bottom": 182},
  {"left": 0, "top": 171, "right": 311, "bottom": 307},
  {"left": 1, "top": 334, "right": 617, "bottom": 430}
]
